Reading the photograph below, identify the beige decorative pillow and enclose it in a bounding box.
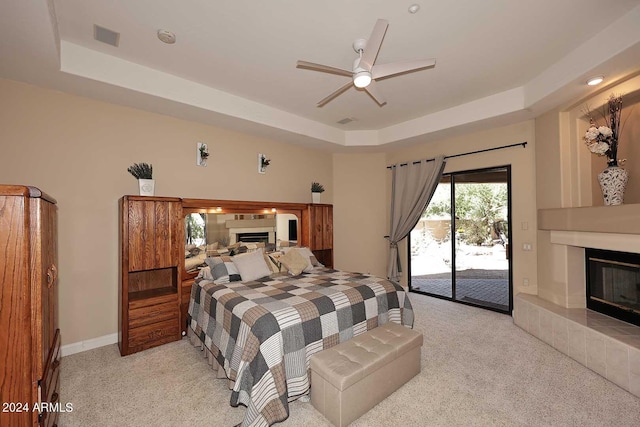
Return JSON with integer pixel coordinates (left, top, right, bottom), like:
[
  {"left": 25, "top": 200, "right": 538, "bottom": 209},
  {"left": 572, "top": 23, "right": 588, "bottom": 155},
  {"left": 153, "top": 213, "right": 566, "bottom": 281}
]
[
  {"left": 277, "top": 240, "right": 294, "bottom": 248},
  {"left": 242, "top": 242, "right": 266, "bottom": 252},
  {"left": 206, "top": 242, "right": 219, "bottom": 251},
  {"left": 278, "top": 248, "right": 309, "bottom": 276},
  {"left": 295, "top": 247, "right": 317, "bottom": 272},
  {"left": 232, "top": 249, "right": 272, "bottom": 282}
]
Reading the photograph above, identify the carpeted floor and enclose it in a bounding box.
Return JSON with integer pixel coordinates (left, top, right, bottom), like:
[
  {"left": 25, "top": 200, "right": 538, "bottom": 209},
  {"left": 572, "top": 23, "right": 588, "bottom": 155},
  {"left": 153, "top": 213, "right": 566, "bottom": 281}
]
[{"left": 59, "top": 294, "right": 640, "bottom": 426}]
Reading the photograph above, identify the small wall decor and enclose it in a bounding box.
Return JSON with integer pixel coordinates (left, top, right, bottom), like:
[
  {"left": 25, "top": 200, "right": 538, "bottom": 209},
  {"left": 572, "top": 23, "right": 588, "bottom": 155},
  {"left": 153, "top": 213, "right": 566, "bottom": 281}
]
[
  {"left": 197, "top": 142, "right": 209, "bottom": 167},
  {"left": 127, "top": 162, "right": 155, "bottom": 196},
  {"left": 258, "top": 153, "right": 270, "bottom": 174}
]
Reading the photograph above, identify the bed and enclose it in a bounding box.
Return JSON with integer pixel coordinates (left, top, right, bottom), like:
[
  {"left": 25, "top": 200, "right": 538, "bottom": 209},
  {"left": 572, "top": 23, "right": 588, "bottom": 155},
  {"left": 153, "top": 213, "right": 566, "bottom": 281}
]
[{"left": 187, "top": 266, "right": 414, "bottom": 427}]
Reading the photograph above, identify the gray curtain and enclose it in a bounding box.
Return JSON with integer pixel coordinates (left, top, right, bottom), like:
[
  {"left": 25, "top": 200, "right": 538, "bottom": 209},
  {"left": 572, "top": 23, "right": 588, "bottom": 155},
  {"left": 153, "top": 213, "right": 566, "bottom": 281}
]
[{"left": 387, "top": 156, "right": 446, "bottom": 282}]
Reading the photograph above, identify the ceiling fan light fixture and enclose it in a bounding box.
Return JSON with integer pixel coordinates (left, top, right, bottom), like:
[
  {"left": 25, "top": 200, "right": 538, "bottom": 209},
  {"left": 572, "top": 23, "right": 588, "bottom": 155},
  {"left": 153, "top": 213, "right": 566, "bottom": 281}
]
[{"left": 353, "top": 71, "right": 372, "bottom": 88}]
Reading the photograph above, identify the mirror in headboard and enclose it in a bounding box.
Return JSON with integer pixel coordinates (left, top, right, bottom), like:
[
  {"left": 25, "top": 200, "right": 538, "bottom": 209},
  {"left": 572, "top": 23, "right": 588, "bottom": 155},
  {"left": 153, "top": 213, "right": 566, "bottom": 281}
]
[{"left": 181, "top": 199, "right": 308, "bottom": 277}]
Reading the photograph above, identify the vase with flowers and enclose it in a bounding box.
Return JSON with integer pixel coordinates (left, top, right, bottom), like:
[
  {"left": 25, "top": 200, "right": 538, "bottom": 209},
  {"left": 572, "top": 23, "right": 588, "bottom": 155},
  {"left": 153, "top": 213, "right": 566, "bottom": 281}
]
[{"left": 583, "top": 94, "right": 628, "bottom": 205}]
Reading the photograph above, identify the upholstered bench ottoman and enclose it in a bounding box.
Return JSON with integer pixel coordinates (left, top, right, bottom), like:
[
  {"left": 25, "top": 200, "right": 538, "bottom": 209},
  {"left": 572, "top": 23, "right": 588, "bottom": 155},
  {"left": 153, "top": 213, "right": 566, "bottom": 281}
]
[{"left": 310, "top": 322, "right": 423, "bottom": 426}]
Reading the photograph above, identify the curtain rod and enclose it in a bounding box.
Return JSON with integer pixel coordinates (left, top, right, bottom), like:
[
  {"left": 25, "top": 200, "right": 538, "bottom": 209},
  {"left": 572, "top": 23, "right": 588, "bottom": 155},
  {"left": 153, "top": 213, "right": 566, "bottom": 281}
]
[{"left": 386, "top": 141, "right": 527, "bottom": 169}]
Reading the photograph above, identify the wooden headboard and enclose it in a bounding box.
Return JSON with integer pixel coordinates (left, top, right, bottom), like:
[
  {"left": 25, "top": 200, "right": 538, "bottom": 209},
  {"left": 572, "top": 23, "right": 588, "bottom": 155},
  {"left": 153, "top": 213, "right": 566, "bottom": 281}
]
[{"left": 180, "top": 198, "right": 333, "bottom": 275}]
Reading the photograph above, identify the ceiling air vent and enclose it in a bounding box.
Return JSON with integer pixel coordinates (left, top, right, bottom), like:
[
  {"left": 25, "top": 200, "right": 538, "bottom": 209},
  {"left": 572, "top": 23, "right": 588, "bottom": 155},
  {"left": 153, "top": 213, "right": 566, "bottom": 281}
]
[
  {"left": 94, "top": 25, "right": 120, "bottom": 47},
  {"left": 337, "top": 117, "right": 356, "bottom": 125}
]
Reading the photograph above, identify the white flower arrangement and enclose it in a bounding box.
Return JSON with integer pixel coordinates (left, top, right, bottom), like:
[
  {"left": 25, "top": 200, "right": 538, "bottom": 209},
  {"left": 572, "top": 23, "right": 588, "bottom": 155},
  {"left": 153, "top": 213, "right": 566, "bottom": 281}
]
[
  {"left": 583, "top": 94, "right": 625, "bottom": 166},
  {"left": 584, "top": 126, "right": 612, "bottom": 155}
]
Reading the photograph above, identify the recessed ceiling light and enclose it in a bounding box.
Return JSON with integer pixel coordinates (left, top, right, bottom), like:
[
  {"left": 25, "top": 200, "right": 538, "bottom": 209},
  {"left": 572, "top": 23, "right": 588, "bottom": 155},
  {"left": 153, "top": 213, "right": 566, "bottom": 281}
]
[
  {"left": 408, "top": 4, "right": 421, "bottom": 14},
  {"left": 157, "top": 30, "right": 176, "bottom": 44},
  {"left": 586, "top": 76, "right": 604, "bottom": 86}
]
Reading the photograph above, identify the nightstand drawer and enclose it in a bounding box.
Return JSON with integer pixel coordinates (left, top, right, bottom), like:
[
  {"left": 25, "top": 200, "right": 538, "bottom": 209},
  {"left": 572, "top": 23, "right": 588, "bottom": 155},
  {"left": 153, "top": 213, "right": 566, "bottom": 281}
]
[
  {"left": 128, "top": 318, "right": 180, "bottom": 349},
  {"left": 129, "top": 301, "right": 178, "bottom": 329}
]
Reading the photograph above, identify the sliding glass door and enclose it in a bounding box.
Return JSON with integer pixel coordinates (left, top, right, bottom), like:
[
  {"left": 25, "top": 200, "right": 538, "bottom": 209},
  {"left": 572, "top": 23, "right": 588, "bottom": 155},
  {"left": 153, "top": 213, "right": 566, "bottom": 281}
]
[{"left": 409, "top": 166, "right": 512, "bottom": 313}]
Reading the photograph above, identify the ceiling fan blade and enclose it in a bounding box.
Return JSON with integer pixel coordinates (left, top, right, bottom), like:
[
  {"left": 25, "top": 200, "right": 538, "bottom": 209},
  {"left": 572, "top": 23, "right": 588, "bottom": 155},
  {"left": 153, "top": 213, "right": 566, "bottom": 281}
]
[
  {"left": 296, "top": 61, "right": 352, "bottom": 77},
  {"left": 317, "top": 81, "right": 353, "bottom": 107},
  {"left": 364, "top": 80, "right": 387, "bottom": 106},
  {"left": 359, "top": 19, "right": 389, "bottom": 69},
  {"left": 371, "top": 59, "right": 436, "bottom": 79}
]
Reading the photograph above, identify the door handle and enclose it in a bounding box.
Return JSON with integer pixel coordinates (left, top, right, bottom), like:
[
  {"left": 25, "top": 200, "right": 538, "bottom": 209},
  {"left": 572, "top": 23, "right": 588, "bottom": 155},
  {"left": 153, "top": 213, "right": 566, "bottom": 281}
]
[{"left": 47, "top": 264, "right": 58, "bottom": 288}]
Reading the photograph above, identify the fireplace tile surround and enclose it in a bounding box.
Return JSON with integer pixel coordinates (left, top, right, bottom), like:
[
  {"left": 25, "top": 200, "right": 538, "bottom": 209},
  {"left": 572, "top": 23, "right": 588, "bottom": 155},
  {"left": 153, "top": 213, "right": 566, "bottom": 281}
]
[
  {"left": 514, "top": 294, "right": 640, "bottom": 397},
  {"left": 516, "top": 203, "right": 640, "bottom": 397}
]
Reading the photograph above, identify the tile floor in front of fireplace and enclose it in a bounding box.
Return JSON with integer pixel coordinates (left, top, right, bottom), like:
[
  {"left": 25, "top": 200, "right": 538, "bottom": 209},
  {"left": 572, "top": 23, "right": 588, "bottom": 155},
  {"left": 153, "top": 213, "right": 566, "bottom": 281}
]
[{"left": 514, "top": 293, "right": 640, "bottom": 398}]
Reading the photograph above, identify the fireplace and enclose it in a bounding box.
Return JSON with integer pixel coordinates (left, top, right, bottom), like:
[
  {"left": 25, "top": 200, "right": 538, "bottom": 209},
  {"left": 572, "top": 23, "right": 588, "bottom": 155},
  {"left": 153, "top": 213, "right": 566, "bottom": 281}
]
[
  {"left": 237, "top": 232, "right": 270, "bottom": 243},
  {"left": 586, "top": 248, "right": 640, "bottom": 327}
]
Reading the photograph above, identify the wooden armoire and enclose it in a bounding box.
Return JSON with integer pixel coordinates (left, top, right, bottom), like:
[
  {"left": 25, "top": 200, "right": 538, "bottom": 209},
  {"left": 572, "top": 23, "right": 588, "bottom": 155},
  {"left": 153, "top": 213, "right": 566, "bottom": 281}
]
[{"left": 0, "top": 185, "right": 60, "bottom": 427}]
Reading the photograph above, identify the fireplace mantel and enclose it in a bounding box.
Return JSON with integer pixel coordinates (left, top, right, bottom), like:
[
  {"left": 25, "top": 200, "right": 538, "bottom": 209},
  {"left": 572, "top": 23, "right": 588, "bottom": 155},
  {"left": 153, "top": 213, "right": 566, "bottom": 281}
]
[
  {"left": 538, "top": 204, "right": 640, "bottom": 235},
  {"left": 536, "top": 203, "right": 640, "bottom": 310},
  {"left": 549, "top": 231, "right": 640, "bottom": 253},
  {"left": 539, "top": 204, "right": 640, "bottom": 253}
]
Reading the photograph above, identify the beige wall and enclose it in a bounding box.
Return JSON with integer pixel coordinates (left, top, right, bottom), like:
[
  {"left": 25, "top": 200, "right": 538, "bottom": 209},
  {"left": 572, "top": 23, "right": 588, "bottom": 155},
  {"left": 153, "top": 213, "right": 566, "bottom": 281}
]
[
  {"left": 385, "top": 121, "right": 538, "bottom": 297},
  {"left": 535, "top": 109, "right": 565, "bottom": 209},
  {"left": 332, "top": 153, "right": 388, "bottom": 277},
  {"left": 0, "top": 78, "right": 333, "bottom": 345}
]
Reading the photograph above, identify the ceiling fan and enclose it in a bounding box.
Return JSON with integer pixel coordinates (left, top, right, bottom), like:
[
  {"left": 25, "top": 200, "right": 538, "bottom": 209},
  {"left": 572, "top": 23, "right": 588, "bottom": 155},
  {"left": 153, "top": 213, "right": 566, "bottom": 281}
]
[{"left": 296, "top": 19, "right": 436, "bottom": 107}]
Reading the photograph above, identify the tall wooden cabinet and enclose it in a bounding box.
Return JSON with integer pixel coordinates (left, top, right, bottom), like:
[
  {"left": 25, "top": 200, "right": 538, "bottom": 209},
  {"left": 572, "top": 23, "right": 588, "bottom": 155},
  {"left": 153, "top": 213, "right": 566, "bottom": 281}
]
[
  {"left": 307, "top": 204, "right": 333, "bottom": 268},
  {"left": 0, "top": 185, "right": 60, "bottom": 427},
  {"left": 119, "top": 196, "right": 182, "bottom": 356}
]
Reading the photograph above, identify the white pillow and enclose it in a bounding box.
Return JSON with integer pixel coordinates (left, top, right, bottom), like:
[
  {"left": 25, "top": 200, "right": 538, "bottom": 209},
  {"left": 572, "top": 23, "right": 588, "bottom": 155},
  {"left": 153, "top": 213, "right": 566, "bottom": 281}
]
[{"left": 232, "top": 249, "right": 273, "bottom": 282}]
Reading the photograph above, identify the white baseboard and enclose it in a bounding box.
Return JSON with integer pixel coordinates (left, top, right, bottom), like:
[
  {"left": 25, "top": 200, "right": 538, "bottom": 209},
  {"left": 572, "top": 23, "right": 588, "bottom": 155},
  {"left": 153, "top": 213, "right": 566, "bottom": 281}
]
[{"left": 61, "top": 333, "right": 118, "bottom": 357}]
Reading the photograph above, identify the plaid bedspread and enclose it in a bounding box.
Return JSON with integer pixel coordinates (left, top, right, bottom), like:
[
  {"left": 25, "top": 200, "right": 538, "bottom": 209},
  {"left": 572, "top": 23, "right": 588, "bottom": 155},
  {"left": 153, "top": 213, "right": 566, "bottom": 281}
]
[{"left": 188, "top": 267, "right": 414, "bottom": 427}]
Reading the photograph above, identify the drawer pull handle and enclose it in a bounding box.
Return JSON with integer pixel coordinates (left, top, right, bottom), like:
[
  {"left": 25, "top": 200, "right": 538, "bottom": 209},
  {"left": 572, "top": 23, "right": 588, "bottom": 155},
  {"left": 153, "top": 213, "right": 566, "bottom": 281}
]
[
  {"left": 46, "top": 265, "right": 58, "bottom": 288},
  {"left": 51, "top": 392, "right": 59, "bottom": 403}
]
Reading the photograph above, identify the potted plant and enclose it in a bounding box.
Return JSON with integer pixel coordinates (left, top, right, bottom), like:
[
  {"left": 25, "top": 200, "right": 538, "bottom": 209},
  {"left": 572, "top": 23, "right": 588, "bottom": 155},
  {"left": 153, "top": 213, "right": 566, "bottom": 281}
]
[
  {"left": 311, "top": 181, "right": 324, "bottom": 204},
  {"left": 127, "top": 162, "right": 154, "bottom": 196}
]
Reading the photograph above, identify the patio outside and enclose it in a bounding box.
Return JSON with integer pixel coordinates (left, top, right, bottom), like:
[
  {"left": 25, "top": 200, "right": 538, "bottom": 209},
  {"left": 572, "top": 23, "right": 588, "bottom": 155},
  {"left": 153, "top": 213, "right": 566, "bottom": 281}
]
[{"left": 409, "top": 180, "right": 509, "bottom": 312}]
